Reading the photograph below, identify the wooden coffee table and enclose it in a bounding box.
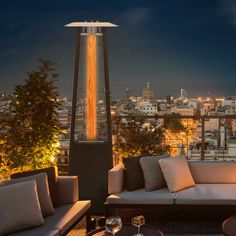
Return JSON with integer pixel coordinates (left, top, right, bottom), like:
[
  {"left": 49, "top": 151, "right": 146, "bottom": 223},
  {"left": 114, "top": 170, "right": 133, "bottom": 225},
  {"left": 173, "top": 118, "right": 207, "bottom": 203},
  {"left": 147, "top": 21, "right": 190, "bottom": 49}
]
[
  {"left": 222, "top": 215, "right": 236, "bottom": 236},
  {"left": 87, "top": 224, "right": 163, "bottom": 236}
]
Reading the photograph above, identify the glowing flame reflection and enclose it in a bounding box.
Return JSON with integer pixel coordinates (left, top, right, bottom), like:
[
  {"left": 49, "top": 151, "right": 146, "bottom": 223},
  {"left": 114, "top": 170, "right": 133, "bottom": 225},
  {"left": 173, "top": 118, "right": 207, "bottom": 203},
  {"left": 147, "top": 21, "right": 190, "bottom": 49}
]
[{"left": 86, "top": 35, "right": 97, "bottom": 140}]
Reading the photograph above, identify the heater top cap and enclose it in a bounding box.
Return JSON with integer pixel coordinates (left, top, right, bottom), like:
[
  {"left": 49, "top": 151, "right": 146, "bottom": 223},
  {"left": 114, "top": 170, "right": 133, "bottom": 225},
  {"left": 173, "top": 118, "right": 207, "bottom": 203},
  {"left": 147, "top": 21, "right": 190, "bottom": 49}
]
[{"left": 65, "top": 21, "right": 118, "bottom": 27}]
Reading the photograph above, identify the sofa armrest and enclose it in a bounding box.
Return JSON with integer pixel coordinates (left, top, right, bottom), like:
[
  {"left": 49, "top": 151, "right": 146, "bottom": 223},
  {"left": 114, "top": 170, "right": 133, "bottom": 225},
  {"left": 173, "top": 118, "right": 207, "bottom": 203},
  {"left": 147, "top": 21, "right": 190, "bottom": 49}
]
[
  {"left": 108, "top": 163, "right": 124, "bottom": 194},
  {"left": 56, "top": 176, "right": 79, "bottom": 204}
]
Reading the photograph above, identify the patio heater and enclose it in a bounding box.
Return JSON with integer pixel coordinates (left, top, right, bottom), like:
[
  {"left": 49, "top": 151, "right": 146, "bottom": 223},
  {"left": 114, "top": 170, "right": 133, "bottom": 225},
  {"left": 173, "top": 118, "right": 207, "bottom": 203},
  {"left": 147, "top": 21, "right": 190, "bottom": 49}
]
[{"left": 65, "top": 21, "right": 117, "bottom": 213}]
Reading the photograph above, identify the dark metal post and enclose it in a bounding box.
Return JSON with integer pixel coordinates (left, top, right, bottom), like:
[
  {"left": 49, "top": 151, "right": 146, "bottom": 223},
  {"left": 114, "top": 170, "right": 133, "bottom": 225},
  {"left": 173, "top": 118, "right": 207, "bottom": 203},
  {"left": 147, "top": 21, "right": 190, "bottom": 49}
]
[
  {"left": 103, "top": 28, "right": 112, "bottom": 143},
  {"left": 69, "top": 29, "right": 81, "bottom": 158},
  {"left": 218, "top": 118, "right": 220, "bottom": 150},
  {"left": 201, "top": 117, "right": 205, "bottom": 160},
  {"left": 186, "top": 118, "right": 189, "bottom": 157}
]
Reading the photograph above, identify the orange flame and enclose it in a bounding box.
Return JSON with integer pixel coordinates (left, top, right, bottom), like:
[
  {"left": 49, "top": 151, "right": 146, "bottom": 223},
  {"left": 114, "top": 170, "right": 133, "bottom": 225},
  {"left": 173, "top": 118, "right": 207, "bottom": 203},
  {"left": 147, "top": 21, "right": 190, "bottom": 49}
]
[{"left": 86, "top": 35, "right": 97, "bottom": 140}]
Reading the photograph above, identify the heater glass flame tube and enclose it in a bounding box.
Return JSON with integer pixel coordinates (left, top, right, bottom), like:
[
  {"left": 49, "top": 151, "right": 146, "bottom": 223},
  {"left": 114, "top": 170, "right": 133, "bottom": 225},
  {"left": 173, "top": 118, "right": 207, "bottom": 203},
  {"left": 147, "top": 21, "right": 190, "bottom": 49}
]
[
  {"left": 74, "top": 28, "right": 108, "bottom": 142},
  {"left": 86, "top": 35, "right": 97, "bottom": 140}
]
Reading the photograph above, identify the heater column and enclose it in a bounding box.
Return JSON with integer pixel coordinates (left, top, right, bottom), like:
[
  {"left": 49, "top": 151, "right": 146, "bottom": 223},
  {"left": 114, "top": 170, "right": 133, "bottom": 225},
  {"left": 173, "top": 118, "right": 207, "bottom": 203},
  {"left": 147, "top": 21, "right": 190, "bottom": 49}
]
[{"left": 66, "top": 22, "right": 118, "bottom": 213}]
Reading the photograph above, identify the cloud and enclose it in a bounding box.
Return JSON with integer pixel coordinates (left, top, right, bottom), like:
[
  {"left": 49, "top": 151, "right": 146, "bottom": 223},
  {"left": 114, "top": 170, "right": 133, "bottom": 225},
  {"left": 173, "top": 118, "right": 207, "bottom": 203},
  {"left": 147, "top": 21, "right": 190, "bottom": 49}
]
[
  {"left": 218, "top": 0, "right": 236, "bottom": 24},
  {"left": 119, "top": 7, "right": 151, "bottom": 26}
]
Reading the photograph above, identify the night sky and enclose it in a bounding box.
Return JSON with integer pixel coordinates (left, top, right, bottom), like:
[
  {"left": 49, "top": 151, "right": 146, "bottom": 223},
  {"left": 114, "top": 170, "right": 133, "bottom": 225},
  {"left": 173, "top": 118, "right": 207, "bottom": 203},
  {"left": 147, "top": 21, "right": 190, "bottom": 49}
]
[{"left": 1, "top": 0, "right": 236, "bottom": 98}]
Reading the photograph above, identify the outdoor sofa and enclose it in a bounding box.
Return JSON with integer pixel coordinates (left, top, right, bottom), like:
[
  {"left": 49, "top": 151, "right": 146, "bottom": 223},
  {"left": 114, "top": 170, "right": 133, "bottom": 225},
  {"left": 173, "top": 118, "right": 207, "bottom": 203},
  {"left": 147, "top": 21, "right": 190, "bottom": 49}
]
[
  {"left": 0, "top": 171, "right": 91, "bottom": 236},
  {"left": 105, "top": 156, "right": 236, "bottom": 220}
]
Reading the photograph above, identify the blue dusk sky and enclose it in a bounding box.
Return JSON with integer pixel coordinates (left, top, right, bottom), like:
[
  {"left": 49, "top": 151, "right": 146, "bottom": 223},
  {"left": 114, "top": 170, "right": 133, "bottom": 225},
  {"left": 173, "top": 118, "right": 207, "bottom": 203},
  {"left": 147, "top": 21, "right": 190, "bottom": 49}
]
[{"left": 0, "top": 0, "right": 236, "bottom": 98}]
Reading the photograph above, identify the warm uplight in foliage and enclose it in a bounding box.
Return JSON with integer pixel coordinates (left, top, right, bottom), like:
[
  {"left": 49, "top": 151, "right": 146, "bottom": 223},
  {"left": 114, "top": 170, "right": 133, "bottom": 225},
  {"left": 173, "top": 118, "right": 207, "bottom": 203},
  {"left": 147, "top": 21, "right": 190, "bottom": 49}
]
[
  {"left": 0, "top": 60, "right": 63, "bottom": 178},
  {"left": 113, "top": 116, "right": 168, "bottom": 159},
  {"left": 164, "top": 118, "right": 198, "bottom": 156}
]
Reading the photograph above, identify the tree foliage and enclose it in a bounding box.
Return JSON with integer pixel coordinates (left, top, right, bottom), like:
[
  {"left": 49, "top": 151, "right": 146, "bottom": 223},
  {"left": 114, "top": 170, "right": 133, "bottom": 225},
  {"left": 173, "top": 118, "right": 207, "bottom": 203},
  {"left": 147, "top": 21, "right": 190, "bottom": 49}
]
[
  {"left": 113, "top": 116, "right": 168, "bottom": 158},
  {"left": 164, "top": 116, "right": 185, "bottom": 132},
  {"left": 0, "top": 60, "right": 62, "bottom": 178}
]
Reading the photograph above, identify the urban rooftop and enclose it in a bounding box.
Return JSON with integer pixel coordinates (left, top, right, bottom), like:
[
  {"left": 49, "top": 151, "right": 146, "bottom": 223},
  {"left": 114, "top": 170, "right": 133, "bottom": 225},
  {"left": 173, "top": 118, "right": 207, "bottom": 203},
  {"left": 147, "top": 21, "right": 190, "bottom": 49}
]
[{"left": 1, "top": 1, "right": 236, "bottom": 236}]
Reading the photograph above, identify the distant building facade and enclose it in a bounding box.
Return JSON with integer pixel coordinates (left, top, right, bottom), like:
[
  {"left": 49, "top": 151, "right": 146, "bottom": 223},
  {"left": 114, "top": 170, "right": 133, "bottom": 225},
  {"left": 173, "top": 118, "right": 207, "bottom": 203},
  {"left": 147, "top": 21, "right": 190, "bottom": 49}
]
[{"left": 142, "top": 82, "right": 155, "bottom": 100}]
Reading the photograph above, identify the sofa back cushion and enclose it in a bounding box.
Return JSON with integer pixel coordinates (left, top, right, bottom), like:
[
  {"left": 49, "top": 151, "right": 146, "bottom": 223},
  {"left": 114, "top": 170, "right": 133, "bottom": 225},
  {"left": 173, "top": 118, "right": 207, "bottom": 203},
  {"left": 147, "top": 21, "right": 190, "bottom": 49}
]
[
  {"left": 159, "top": 156, "right": 195, "bottom": 192},
  {"left": 11, "top": 167, "right": 59, "bottom": 207},
  {"left": 188, "top": 161, "right": 236, "bottom": 183},
  {"left": 123, "top": 156, "right": 144, "bottom": 191},
  {"left": 140, "top": 156, "right": 168, "bottom": 191},
  {"left": 0, "top": 173, "right": 55, "bottom": 216},
  {"left": 0, "top": 180, "right": 44, "bottom": 235}
]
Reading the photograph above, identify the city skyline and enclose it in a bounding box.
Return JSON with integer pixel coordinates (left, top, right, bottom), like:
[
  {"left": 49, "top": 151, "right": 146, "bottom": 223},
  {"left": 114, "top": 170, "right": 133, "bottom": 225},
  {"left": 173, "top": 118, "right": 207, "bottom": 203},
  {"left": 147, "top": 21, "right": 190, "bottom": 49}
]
[{"left": 1, "top": 0, "right": 236, "bottom": 98}]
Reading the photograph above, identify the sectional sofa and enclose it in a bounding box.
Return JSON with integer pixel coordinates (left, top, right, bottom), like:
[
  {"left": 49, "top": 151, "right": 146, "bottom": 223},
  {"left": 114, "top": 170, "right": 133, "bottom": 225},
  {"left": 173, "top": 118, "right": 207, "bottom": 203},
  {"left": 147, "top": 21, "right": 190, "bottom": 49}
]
[
  {"left": 105, "top": 157, "right": 236, "bottom": 220},
  {"left": 0, "top": 174, "right": 91, "bottom": 236}
]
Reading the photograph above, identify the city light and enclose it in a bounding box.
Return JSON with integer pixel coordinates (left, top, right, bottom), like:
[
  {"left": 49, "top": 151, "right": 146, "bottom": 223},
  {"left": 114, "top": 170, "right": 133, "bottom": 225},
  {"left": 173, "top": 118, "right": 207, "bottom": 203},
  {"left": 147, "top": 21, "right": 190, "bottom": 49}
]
[{"left": 215, "top": 98, "right": 225, "bottom": 102}]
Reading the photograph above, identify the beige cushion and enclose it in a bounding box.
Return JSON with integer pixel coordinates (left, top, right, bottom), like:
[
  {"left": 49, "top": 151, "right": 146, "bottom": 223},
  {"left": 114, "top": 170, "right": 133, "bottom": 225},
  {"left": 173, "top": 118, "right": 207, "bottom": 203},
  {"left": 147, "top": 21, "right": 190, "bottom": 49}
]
[
  {"left": 159, "top": 156, "right": 195, "bottom": 192},
  {"left": 140, "top": 156, "right": 167, "bottom": 191},
  {"left": 0, "top": 173, "right": 55, "bottom": 216},
  {"left": 189, "top": 161, "right": 236, "bottom": 184},
  {"left": 108, "top": 163, "right": 124, "bottom": 194},
  {"left": 0, "top": 180, "right": 44, "bottom": 235},
  {"left": 176, "top": 184, "right": 236, "bottom": 205},
  {"left": 107, "top": 188, "right": 176, "bottom": 205}
]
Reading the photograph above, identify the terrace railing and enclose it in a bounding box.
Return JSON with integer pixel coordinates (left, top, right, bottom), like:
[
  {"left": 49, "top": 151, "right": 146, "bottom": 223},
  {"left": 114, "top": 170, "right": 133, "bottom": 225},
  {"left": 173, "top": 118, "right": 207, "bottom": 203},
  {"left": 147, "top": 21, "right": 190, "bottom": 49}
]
[{"left": 111, "top": 114, "right": 236, "bottom": 164}]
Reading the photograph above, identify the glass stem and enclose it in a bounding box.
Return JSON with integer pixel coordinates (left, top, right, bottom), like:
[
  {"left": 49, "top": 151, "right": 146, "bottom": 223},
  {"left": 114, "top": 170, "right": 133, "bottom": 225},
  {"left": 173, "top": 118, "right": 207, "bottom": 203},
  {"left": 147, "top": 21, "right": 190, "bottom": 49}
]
[{"left": 138, "top": 226, "right": 140, "bottom": 234}]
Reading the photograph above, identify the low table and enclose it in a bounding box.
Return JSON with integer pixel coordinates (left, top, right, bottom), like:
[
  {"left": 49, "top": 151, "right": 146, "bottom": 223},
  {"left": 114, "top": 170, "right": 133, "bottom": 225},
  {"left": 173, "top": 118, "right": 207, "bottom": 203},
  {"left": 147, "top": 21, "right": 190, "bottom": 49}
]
[
  {"left": 87, "top": 224, "right": 163, "bottom": 236},
  {"left": 222, "top": 215, "right": 236, "bottom": 236}
]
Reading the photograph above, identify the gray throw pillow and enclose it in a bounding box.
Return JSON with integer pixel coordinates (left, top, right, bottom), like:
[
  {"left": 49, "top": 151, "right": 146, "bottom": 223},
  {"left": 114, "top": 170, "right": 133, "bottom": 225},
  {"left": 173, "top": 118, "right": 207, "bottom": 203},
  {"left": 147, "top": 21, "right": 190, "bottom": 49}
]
[
  {"left": 0, "top": 180, "right": 44, "bottom": 235},
  {"left": 140, "top": 156, "right": 168, "bottom": 191},
  {"left": 0, "top": 173, "right": 55, "bottom": 216},
  {"left": 11, "top": 167, "right": 59, "bottom": 207}
]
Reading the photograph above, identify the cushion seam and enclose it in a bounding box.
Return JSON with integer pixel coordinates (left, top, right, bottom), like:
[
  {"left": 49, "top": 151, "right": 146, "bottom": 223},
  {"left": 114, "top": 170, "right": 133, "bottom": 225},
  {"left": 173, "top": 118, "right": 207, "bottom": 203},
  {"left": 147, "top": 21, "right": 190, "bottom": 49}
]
[{"left": 174, "top": 191, "right": 178, "bottom": 204}]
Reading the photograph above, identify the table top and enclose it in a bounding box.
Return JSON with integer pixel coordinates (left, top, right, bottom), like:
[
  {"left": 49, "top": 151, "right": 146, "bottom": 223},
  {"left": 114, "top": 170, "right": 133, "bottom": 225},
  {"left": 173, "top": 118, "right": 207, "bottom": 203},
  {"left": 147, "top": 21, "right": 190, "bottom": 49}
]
[
  {"left": 87, "top": 224, "right": 164, "bottom": 236},
  {"left": 222, "top": 215, "right": 236, "bottom": 236}
]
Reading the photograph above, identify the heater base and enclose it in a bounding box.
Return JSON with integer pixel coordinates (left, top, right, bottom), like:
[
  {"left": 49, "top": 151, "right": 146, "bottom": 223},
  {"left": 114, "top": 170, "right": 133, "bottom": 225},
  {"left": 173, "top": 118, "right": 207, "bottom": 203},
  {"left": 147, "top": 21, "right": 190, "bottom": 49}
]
[{"left": 68, "top": 142, "right": 113, "bottom": 214}]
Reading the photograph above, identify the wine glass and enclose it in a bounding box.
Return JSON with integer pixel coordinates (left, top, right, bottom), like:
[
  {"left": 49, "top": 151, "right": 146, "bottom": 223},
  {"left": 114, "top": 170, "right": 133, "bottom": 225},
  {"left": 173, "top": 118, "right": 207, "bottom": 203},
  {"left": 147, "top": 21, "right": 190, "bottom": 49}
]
[
  {"left": 132, "top": 215, "right": 145, "bottom": 236},
  {"left": 105, "top": 216, "right": 122, "bottom": 236}
]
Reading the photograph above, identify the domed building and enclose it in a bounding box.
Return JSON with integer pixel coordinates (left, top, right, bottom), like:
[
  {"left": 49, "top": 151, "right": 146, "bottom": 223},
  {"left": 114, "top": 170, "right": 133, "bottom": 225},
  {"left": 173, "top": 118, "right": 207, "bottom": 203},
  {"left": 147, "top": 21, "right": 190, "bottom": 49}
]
[{"left": 142, "top": 82, "right": 155, "bottom": 100}]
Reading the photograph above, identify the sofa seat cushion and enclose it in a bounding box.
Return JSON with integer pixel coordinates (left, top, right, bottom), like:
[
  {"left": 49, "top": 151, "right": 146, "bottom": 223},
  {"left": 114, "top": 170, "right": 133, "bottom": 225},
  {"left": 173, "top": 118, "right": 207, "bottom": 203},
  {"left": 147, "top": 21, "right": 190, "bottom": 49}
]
[
  {"left": 9, "top": 229, "right": 60, "bottom": 236},
  {"left": 48, "top": 200, "right": 91, "bottom": 235},
  {"left": 107, "top": 188, "right": 176, "bottom": 205},
  {"left": 176, "top": 184, "right": 236, "bottom": 205},
  {"left": 9, "top": 200, "right": 91, "bottom": 236}
]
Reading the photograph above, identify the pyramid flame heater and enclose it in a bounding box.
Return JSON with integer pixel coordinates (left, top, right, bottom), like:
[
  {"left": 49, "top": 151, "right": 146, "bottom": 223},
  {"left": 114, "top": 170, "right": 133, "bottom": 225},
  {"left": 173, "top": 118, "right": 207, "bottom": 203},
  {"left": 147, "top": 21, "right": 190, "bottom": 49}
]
[{"left": 65, "top": 22, "right": 118, "bottom": 213}]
